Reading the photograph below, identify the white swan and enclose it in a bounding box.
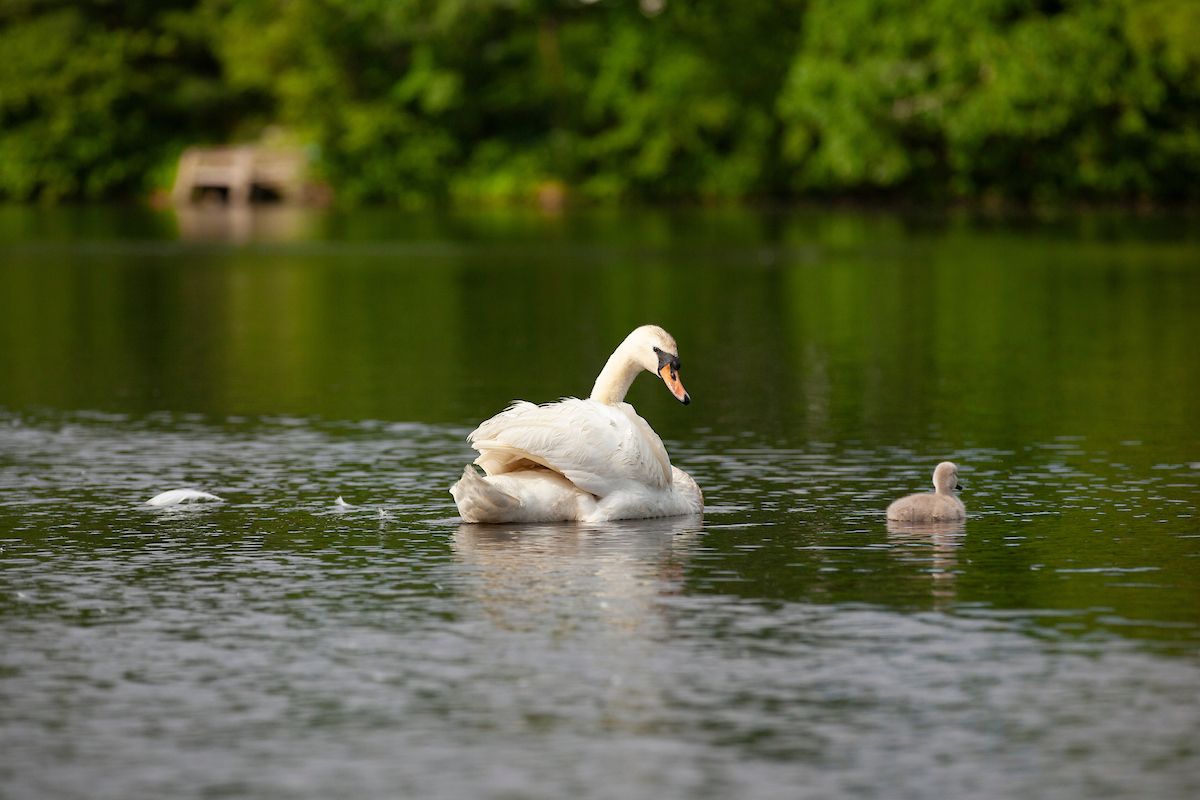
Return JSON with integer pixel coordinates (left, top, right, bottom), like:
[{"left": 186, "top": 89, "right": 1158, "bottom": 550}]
[
  {"left": 451, "top": 325, "right": 703, "bottom": 523},
  {"left": 886, "top": 461, "right": 966, "bottom": 522}
]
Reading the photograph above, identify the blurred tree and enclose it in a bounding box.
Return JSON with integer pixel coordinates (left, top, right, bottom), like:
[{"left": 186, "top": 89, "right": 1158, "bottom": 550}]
[
  {"left": 567, "top": 0, "right": 804, "bottom": 200},
  {"left": 0, "top": 0, "right": 255, "bottom": 200},
  {"left": 205, "top": 0, "right": 470, "bottom": 204},
  {"left": 203, "top": 0, "right": 804, "bottom": 204},
  {"left": 776, "top": 0, "right": 1200, "bottom": 202},
  {"left": 0, "top": 0, "right": 1195, "bottom": 203}
]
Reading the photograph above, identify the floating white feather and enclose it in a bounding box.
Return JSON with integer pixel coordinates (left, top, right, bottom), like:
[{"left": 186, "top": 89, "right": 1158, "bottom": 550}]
[{"left": 145, "top": 488, "right": 223, "bottom": 507}]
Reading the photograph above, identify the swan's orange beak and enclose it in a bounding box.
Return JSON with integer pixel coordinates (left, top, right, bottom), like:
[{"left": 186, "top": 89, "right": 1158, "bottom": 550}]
[{"left": 659, "top": 363, "right": 690, "bottom": 405}]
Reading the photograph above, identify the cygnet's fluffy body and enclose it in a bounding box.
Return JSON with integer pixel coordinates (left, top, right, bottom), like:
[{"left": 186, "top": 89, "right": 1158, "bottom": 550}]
[{"left": 886, "top": 461, "right": 965, "bottom": 522}]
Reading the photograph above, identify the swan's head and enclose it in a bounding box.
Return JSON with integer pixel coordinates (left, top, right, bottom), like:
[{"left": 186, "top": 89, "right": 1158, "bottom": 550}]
[
  {"left": 933, "top": 461, "right": 961, "bottom": 494},
  {"left": 627, "top": 325, "right": 690, "bottom": 405}
]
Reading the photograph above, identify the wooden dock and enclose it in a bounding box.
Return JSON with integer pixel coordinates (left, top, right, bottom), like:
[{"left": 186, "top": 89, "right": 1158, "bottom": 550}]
[{"left": 172, "top": 146, "right": 308, "bottom": 205}]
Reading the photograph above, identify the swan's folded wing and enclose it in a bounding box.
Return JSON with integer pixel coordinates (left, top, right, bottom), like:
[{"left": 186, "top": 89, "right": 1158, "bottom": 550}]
[{"left": 468, "top": 399, "right": 671, "bottom": 496}]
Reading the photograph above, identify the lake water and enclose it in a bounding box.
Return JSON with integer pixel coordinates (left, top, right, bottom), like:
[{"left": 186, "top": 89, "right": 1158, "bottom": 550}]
[{"left": 1, "top": 206, "right": 1198, "bottom": 799}]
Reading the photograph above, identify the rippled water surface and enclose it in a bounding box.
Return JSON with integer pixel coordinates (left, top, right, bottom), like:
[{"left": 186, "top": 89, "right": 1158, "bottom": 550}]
[{"left": 2, "top": 207, "right": 1198, "bottom": 799}]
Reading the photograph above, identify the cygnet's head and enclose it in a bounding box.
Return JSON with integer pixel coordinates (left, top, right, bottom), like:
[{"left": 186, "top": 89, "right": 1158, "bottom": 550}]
[
  {"left": 626, "top": 325, "right": 689, "bottom": 405},
  {"left": 933, "top": 461, "right": 961, "bottom": 494}
]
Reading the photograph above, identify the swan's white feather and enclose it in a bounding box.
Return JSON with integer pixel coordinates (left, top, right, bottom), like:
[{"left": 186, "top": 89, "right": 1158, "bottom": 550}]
[
  {"left": 145, "top": 488, "right": 222, "bottom": 507},
  {"left": 452, "top": 466, "right": 592, "bottom": 523},
  {"left": 469, "top": 398, "right": 671, "bottom": 497}
]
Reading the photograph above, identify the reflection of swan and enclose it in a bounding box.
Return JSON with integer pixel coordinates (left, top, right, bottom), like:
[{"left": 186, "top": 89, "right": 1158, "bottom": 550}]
[
  {"left": 451, "top": 517, "right": 703, "bottom": 734},
  {"left": 452, "top": 516, "right": 703, "bottom": 633},
  {"left": 887, "top": 519, "right": 967, "bottom": 604},
  {"left": 886, "top": 461, "right": 966, "bottom": 522},
  {"left": 451, "top": 326, "right": 704, "bottom": 523}
]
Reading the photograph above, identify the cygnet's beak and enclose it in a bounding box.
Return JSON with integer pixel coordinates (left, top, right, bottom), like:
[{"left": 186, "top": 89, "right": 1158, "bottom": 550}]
[
  {"left": 955, "top": 482, "right": 963, "bottom": 492},
  {"left": 658, "top": 362, "right": 690, "bottom": 405}
]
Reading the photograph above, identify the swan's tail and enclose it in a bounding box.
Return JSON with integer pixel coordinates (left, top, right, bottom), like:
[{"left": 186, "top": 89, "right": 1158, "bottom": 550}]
[{"left": 450, "top": 466, "right": 519, "bottom": 523}]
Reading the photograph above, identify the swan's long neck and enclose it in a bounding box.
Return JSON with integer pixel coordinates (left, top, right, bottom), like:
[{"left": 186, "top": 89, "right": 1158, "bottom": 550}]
[{"left": 589, "top": 345, "right": 642, "bottom": 405}]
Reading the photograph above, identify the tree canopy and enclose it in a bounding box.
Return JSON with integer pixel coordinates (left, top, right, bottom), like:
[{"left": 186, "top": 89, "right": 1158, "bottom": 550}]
[{"left": 1, "top": 0, "right": 1197, "bottom": 204}]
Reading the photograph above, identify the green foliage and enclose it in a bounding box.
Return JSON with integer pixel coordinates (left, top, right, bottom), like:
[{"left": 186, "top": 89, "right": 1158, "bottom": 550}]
[
  {"left": 777, "top": 0, "right": 1200, "bottom": 201},
  {"left": 0, "top": 0, "right": 1196, "bottom": 203},
  {"left": 0, "top": 1, "right": 253, "bottom": 201}
]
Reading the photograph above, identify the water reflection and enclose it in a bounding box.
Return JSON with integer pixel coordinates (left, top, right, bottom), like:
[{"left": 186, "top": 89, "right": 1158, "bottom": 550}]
[
  {"left": 886, "top": 519, "right": 967, "bottom": 607},
  {"left": 452, "top": 517, "right": 703, "bottom": 635},
  {"left": 2, "top": 206, "right": 1200, "bottom": 798},
  {"left": 3, "top": 411, "right": 1200, "bottom": 798},
  {"left": 173, "top": 204, "right": 317, "bottom": 243}
]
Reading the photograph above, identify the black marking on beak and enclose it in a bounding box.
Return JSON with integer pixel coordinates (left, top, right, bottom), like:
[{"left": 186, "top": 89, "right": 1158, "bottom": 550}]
[
  {"left": 654, "top": 346, "right": 689, "bottom": 404},
  {"left": 653, "top": 346, "right": 681, "bottom": 381},
  {"left": 955, "top": 482, "right": 963, "bottom": 491}
]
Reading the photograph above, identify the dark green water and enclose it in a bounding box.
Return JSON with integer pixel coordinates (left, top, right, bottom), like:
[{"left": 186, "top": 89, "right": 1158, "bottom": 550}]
[{"left": 1, "top": 206, "right": 1198, "bottom": 798}]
